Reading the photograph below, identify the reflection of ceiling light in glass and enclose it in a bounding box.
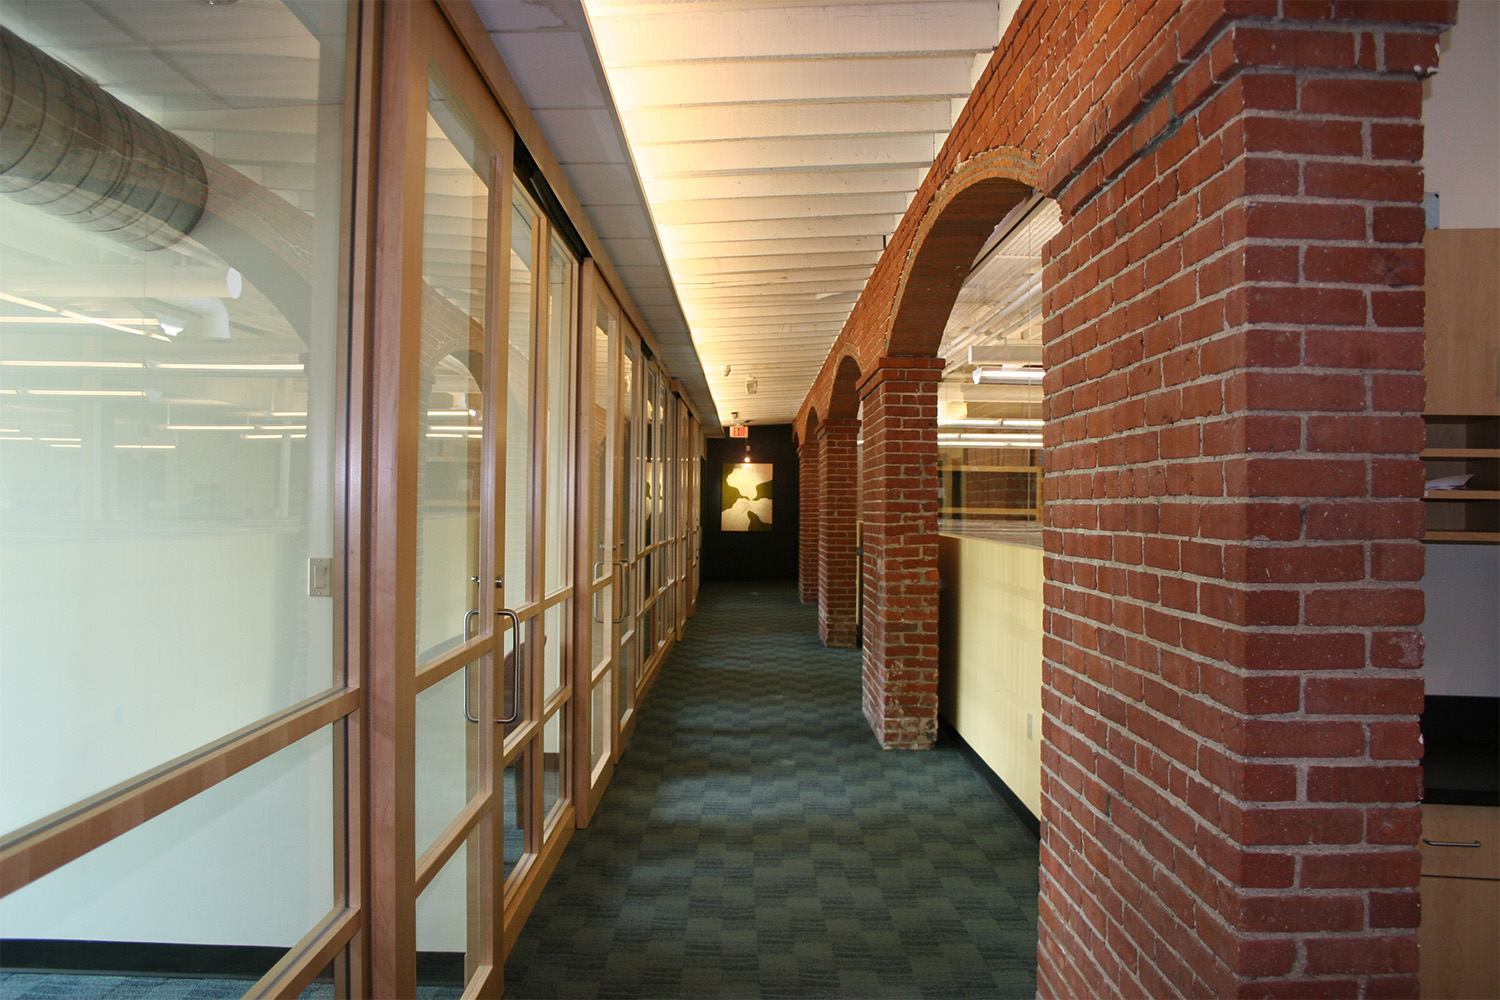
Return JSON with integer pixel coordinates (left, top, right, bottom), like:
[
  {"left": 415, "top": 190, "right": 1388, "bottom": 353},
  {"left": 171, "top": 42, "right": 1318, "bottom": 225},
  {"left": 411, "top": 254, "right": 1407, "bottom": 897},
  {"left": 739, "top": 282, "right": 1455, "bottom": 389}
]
[
  {"left": 1004, "top": 418, "right": 1043, "bottom": 427},
  {"left": 938, "top": 418, "right": 1004, "bottom": 428},
  {"left": 27, "top": 389, "right": 149, "bottom": 397},
  {"left": 152, "top": 362, "right": 304, "bottom": 372},
  {"left": 271, "top": 411, "right": 309, "bottom": 417},
  {"left": 0, "top": 314, "right": 168, "bottom": 339},
  {"left": 115, "top": 443, "right": 176, "bottom": 449},
  {"left": 427, "top": 409, "right": 470, "bottom": 417},
  {"left": 48, "top": 443, "right": 82, "bottom": 448},
  {"left": 39, "top": 437, "right": 81, "bottom": 443},
  {"left": 165, "top": 424, "right": 255, "bottom": 431},
  {"left": 972, "top": 367, "right": 1044, "bottom": 384},
  {"left": 0, "top": 435, "right": 33, "bottom": 441},
  {"left": 258, "top": 424, "right": 306, "bottom": 431},
  {"left": 1, "top": 360, "right": 145, "bottom": 369},
  {"left": 0, "top": 291, "right": 57, "bottom": 313}
]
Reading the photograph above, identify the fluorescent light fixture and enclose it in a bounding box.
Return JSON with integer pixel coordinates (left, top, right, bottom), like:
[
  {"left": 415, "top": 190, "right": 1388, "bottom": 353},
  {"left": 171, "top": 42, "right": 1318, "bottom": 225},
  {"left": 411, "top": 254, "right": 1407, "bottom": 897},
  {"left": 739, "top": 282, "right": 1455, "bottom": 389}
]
[
  {"left": 972, "top": 367, "right": 1044, "bottom": 384},
  {"left": 0, "top": 435, "right": 33, "bottom": 441},
  {"left": 259, "top": 424, "right": 306, "bottom": 431},
  {"left": 271, "top": 410, "right": 308, "bottom": 417},
  {"left": 427, "top": 408, "right": 470, "bottom": 416},
  {"left": 426, "top": 431, "right": 472, "bottom": 439},
  {"left": 115, "top": 443, "right": 176, "bottom": 449},
  {"left": 0, "top": 427, "right": 18, "bottom": 433},
  {"left": 165, "top": 424, "right": 255, "bottom": 431},
  {"left": 937, "top": 418, "right": 1005, "bottom": 428},
  {"left": 39, "top": 437, "right": 82, "bottom": 442},
  {"left": 48, "top": 442, "right": 82, "bottom": 448},
  {"left": 152, "top": 362, "right": 304, "bottom": 372},
  {"left": 0, "top": 360, "right": 145, "bottom": 369},
  {"left": 27, "top": 389, "right": 149, "bottom": 397},
  {"left": 0, "top": 291, "right": 58, "bottom": 313},
  {"left": 1004, "top": 418, "right": 1044, "bottom": 428}
]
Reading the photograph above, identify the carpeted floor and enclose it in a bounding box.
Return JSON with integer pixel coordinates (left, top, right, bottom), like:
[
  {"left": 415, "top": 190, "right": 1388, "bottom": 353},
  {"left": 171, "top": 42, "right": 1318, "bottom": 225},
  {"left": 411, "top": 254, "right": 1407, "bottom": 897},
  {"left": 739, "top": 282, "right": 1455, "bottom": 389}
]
[
  {"left": 1, "top": 582, "right": 1039, "bottom": 999},
  {"left": 502, "top": 581, "right": 1040, "bottom": 999}
]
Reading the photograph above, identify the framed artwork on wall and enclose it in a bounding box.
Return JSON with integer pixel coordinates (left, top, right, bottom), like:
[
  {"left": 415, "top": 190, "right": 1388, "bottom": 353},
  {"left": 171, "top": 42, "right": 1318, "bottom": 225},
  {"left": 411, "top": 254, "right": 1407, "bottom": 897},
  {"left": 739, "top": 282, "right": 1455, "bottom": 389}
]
[{"left": 722, "top": 462, "right": 772, "bottom": 531}]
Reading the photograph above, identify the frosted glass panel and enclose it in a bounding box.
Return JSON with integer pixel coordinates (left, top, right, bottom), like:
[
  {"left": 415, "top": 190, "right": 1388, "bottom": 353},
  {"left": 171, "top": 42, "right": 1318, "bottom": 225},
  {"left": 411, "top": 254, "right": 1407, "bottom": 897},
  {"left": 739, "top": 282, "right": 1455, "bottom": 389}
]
[
  {"left": 415, "top": 664, "right": 482, "bottom": 857},
  {"left": 415, "top": 825, "right": 478, "bottom": 957},
  {"left": 0, "top": 0, "right": 347, "bottom": 832},
  {"left": 505, "top": 194, "right": 535, "bottom": 604},
  {"left": 416, "top": 71, "right": 490, "bottom": 665},
  {"left": 543, "top": 600, "right": 568, "bottom": 699},
  {"left": 543, "top": 237, "right": 575, "bottom": 595},
  {"left": 542, "top": 706, "right": 566, "bottom": 828},
  {"left": 0, "top": 728, "right": 335, "bottom": 951}
]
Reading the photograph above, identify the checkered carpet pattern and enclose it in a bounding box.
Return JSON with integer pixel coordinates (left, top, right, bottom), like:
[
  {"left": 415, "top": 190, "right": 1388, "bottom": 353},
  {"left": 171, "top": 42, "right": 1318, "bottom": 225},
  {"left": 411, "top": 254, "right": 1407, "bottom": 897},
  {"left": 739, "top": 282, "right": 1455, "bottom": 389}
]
[{"left": 503, "top": 582, "right": 1039, "bottom": 999}]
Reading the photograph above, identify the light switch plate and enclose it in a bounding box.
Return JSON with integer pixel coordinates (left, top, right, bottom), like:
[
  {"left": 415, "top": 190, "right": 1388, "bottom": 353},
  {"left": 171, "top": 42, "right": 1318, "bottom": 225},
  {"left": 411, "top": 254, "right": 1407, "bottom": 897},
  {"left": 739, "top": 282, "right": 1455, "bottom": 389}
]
[{"left": 308, "top": 557, "right": 333, "bottom": 597}]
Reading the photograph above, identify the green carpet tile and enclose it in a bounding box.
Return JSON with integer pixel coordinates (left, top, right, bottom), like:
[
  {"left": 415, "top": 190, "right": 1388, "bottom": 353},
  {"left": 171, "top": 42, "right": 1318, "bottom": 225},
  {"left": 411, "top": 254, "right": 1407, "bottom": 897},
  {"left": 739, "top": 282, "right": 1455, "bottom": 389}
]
[
  {"left": 0, "top": 582, "right": 1038, "bottom": 1000},
  {"left": 503, "top": 581, "right": 1039, "bottom": 999}
]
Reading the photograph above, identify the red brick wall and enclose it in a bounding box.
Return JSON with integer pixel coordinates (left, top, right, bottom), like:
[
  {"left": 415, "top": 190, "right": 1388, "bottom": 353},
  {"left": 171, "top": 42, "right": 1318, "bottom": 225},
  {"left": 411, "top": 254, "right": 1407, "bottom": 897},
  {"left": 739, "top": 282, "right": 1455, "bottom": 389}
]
[
  {"left": 858, "top": 358, "right": 945, "bottom": 748},
  {"left": 799, "top": 423, "right": 821, "bottom": 603},
  {"left": 817, "top": 417, "right": 860, "bottom": 646},
  {"left": 794, "top": 1, "right": 1454, "bottom": 996}
]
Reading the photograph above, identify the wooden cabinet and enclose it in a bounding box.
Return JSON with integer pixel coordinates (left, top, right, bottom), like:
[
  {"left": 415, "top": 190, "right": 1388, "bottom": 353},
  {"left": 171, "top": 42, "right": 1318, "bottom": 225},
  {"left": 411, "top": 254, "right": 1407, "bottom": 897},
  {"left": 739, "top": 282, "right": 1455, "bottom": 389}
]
[
  {"left": 1424, "top": 229, "right": 1500, "bottom": 542},
  {"left": 1419, "top": 804, "right": 1500, "bottom": 1000},
  {"left": 1424, "top": 229, "right": 1499, "bottom": 417}
]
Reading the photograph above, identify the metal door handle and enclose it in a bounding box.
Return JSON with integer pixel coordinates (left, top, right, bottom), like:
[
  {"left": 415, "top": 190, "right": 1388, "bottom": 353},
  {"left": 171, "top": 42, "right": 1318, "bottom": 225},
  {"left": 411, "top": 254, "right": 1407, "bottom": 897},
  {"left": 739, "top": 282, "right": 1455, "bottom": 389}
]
[
  {"left": 497, "top": 608, "right": 521, "bottom": 725},
  {"left": 612, "top": 560, "right": 628, "bottom": 624},
  {"left": 462, "top": 609, "right": 480, "bottom": 724},
  {"left": 1422, "top": 838, "right": 1482, "bottom": 848}
]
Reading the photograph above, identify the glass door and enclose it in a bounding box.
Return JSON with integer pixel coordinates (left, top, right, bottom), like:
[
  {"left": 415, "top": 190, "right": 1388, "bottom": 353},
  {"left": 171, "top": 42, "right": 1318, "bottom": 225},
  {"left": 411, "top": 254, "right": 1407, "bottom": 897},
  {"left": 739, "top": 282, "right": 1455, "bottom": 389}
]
[
  {"left": 498, "top": 182, "right": 579, "bottom": 947},
  {"left": 576, "top": 269, "right": 621, "bottom": 822},
  {"left": 615, "top": 330, "right": 642, "bottom": 746},
  {"left": 369, "top": 5, "right": 513, "bottom": 995}
]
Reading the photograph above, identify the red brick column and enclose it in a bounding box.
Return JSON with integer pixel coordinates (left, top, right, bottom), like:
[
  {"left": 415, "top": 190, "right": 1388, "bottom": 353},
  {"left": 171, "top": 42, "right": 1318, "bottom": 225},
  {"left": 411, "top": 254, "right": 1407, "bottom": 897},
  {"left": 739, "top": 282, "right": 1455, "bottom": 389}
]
[
  {"left": 817, "top": 418, "right": 860, "bottom": 647},
  {"left": 1037, "top": 12, "right": 1445, "bottom": 1000},
  {"left": 799, "top": 432, "right": 821, "bottom": 604},
  {"left": 857, "top": 357, "right": 944, "bottom": 749}
]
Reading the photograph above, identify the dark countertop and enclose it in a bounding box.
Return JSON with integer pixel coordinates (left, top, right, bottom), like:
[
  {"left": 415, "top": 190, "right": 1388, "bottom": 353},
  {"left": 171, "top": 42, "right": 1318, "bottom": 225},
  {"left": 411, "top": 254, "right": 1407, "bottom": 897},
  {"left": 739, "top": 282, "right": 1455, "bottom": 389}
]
[{"left": 1422, "top": 695, "right": 1500, "bottom": 807}]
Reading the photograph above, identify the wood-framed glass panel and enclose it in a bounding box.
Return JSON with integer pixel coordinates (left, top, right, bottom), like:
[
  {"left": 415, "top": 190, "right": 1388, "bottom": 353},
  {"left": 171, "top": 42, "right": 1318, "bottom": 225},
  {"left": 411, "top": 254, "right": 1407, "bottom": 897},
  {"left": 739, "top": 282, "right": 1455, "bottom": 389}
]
[
  {"left": 614, "top": 331, "right": 641, "bottom": 746},
  {"left": 575, "top": 270, "right": 621, "bottom": 822},
  {"left": 0, "top": 0, "right": 363, "bottom": 995},
  {"left": 408, "top": 31, "right": 510, "bottom": 998}
]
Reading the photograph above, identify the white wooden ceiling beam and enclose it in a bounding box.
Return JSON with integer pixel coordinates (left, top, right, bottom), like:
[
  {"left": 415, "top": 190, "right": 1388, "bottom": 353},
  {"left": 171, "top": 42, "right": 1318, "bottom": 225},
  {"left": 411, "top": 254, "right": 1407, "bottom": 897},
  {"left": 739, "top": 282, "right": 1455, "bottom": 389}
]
[{"left": 588, "top": 1, "right": 999, "bottom": 63}]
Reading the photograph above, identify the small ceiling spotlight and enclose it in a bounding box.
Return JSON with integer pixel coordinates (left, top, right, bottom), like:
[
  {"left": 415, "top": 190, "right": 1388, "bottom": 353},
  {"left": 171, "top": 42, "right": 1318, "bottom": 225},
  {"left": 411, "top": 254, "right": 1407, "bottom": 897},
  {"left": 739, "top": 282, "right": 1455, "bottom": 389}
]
[
  {"left": 721, "top": 365, "right": 731, "bottom": 377},
  {"left": 745, "top": 376, "right": 758, "bottom": 395}
]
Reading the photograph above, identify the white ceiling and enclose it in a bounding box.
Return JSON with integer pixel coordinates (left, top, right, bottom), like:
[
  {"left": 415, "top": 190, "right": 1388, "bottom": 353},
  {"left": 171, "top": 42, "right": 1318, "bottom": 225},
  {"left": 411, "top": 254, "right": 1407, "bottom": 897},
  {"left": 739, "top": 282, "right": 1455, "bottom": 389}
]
[
  {"left": 587, "top": 0, "right": 1007, "bottom": 427},
  {"left": 481, "top": 0, "right": 1009, "bottom": 431}
]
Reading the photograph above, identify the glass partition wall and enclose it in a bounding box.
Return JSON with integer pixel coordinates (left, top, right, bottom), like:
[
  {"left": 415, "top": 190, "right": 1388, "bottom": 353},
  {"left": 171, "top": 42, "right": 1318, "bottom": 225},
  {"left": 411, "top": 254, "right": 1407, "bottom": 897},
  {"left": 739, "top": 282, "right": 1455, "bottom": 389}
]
[
  {"left": 0, "top": 0, "right": 359, "bottom": 995},
  {"left": 936, "top": 198, "right": 1060, "bottom": 547},
  {"left": 0, "top": 2, "right": 701, "bottom": 997}
]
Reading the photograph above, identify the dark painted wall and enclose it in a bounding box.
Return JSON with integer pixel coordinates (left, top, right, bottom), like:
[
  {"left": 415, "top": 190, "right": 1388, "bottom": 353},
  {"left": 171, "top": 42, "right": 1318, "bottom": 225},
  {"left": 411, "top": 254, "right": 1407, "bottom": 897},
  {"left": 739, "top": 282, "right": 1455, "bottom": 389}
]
[{"left": 702, "top": 423, "right": 800, "bottom": 581}]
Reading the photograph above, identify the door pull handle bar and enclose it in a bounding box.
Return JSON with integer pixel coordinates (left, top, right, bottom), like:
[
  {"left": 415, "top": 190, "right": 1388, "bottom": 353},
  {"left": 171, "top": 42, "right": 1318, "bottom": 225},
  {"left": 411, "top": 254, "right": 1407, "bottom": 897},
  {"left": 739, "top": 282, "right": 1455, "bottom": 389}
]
[
  {"left": 462, "top": 609, "right": 480, "bottom": 724},
  {"left": 1422, "top": 838, "right": 1482, "bottom": 848},
  {"left": 612, "top": 560, "right": 628, "bottom": 624},
  {"left": 497, "top": 608, "right": 521, "bottom": 725}
]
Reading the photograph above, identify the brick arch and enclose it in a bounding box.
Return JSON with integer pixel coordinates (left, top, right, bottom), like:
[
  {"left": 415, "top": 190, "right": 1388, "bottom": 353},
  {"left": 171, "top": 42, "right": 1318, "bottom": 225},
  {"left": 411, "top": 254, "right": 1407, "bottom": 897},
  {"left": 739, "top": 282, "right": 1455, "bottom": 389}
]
[
  {"left": 827, "top": 354, "right": 862, "bottom": 419},
  {"left": 886, "top": 148, "right": 1039, "bottom": 359}
]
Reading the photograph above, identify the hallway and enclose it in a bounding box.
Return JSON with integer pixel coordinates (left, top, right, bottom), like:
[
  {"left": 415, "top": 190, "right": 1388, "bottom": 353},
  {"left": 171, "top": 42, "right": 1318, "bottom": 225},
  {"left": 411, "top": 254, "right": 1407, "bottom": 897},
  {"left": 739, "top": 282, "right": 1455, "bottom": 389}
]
[{"left": 504, "top": 583, "right": 1039, "bottom": 998}]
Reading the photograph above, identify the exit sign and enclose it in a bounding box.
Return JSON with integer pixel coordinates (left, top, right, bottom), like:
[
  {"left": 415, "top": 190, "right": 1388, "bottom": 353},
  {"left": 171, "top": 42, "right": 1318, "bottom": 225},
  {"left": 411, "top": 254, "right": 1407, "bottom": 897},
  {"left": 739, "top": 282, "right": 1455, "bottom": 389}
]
[{"left": 729, "top": 425, "right": 748, "bottom": 438}]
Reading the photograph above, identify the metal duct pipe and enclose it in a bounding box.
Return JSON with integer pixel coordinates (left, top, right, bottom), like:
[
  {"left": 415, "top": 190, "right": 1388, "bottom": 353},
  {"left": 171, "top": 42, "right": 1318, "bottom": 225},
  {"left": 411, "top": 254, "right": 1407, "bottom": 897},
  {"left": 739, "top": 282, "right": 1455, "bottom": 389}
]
[{"left": 0, "top": 26, "right": 208, "bottom": 251}]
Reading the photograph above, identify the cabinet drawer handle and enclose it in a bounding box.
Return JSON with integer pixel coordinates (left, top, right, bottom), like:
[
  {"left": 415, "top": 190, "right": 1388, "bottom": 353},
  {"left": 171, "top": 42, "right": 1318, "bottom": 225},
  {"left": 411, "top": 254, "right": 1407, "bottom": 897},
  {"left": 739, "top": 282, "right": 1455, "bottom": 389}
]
[{"left": 1422, "top": 838, "right": 1482, "bottom": 848}]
